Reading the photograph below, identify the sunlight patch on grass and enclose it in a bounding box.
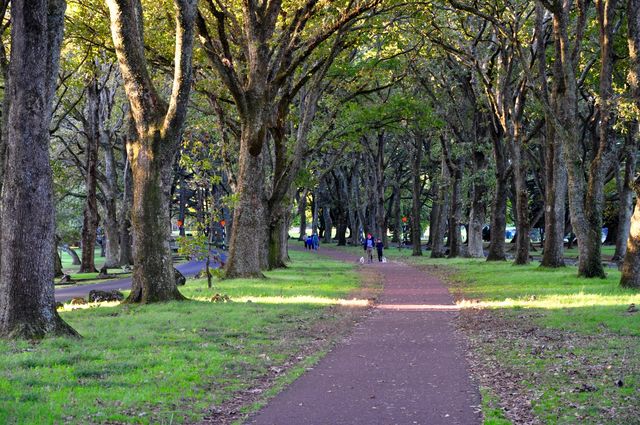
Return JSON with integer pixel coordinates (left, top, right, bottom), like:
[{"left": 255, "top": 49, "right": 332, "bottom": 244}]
[
  {"left": 196, "top": 295, "right": 371, "bottom": 307},
  {"left": 457, "top": 292, "right": 640, "bottom": 310}
]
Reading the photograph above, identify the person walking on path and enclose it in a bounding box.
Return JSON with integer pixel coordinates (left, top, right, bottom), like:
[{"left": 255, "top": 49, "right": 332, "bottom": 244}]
[
  {"left": 363, "top": 234, "right": 374, "bottom": 263},
  {"left": 306, "top": 235, "right": 313, "bottom": 250},
  {"left": 246, "top": 245, "right": 481, "bottom": 425},
  {"left": 312, "top": 233, "right": 320, "bottom": 251},
  {"left": 375, "top": 238, "right": 384, "bottom": 262}
]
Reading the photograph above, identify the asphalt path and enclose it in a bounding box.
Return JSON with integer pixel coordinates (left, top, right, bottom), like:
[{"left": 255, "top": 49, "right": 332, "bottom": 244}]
[
  {"left": 55, "top": 252, "right": 226, "bottom": 302},
  {"left": 246, "top": 246, "right": 481, "bottom": 425}
]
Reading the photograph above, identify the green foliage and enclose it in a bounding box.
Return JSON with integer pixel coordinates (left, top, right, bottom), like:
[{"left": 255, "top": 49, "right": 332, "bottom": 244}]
[{"left": 176, "top": 233, "right": 209, "bottom": 261}]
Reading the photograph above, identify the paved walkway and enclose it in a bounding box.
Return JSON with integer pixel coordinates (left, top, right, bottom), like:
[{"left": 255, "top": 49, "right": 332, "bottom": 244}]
[
  {"left": 246, "top": 247, "right": 481, "bottom": 425},
  {"left": 55, "top": 253, "right": 226, "bottom": 302}
]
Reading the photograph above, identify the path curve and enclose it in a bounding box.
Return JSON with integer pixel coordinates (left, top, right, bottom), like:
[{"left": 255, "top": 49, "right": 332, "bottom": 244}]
[
  {"left": 246, "top": 246, "right": 481, "bottom": 425},
  {"left": 55, "top": 253, "right": 226, "bottom": 302}
]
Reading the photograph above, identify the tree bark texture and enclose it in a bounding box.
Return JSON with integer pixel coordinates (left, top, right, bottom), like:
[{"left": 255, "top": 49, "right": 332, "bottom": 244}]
[
  {"left": 619, "top": 0, "right": 640, "bottom": 287},
  {"left": 323, "top": 206, "right": 332, "bottom": 243},
  {"left": 79, "top": 77, "right": 101, "bottom": 273},
  {"left": 544, "top": 0, "right": 606, "bottom": 277},
  {"left": 107, "top": 0, "right": 196, "bottom": 300},
  {"left": 467, "top": 150, "right": 487, "bottom": 258},
  {"left": 613, "top": 127, "right": 638, "bottom": 261},
  {"left": 54, "top": 236, "right": 63, "bottom": 278},
  {"left": 536, "top": 4, "right": 567, "bottom": 268},
  {"left": 225, "top": 134, "right": 267, "bottom": 278},
  {"left": 118, "top": 153, "right": 134, "bottom": 266},
  {"left": 621, "top": 178, "right": 640, "bottom": 288},
  {"left": 411, "top": 136, "right": 423, "bottom": 256},
  {"left": 0, "top": 0, "right": 78, "bottom": 338},
  {"left": 102, "top": 138, "right": 120, "bottom": 268},
  {"left": 487, "top": 132, "right": 508, "bottom": 261},
  {"left": 541, "top": 124, "right": 567, "bottom": 267},
  {"left": 297, "top": 189, "right": 308, "bottom": 240},
  {"left": 510, "top": 133, "right": 530, "bottom": 265},
  {"left": 431, "top": 158, "right": 449, "bottom": 258}
]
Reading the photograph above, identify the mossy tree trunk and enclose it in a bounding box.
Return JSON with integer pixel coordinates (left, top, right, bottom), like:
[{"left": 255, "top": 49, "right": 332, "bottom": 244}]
[
  {"left": 619, "top": 0, "right": 640, "bottom": 288},
  {"left": 79, "top": 76, "right": 101, "bottom": 273},
  {"left": 106, "top": 0, "right": 196, "bottom": 301},
  {"left": 0, "top": 0, "right": 78, "bottom": 339}
]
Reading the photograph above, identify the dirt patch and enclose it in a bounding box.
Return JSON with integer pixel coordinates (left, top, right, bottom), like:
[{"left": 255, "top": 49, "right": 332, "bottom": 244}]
[{"left": 195, "top": 266, "right": 383, "bottom": 425}]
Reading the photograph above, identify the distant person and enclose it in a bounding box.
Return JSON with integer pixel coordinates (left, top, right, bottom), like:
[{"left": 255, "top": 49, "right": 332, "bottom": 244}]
[
  {"left": 312, "top": 233, "right": 319, "bottom": 251},
  {"left": 363, "top": 234, "right": 374, "bottom": 263},
  {"left": 306, "top": 235, "right": 313, "bottom": 250},
  {"left": 376, "top": 238, "right": 384, "bottom": 262},
  {"left": 303, "top": 235, "right": 309, "bottom": 249}
]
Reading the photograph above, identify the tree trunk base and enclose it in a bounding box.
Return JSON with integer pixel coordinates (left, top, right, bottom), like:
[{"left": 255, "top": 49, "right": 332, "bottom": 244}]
[
  {"left": 540, "top": 259, "right": 566, "bottom": 268},
  {"left": 124, "top": 288, "right": 186, "bottom": 304},
  {"left": 486, "top": 253, "right": 506, "bottom": 262},
  {"left": 224, "top": 271, "right": 266, "bottom": 280},
  {"left": 1, "top": 312, "right": 80, "bottom": 339}
]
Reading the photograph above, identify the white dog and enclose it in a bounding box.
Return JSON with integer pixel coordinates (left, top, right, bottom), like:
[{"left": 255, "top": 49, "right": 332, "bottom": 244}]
[{"left": 359, "top": 257, "right": 365, "bottom": 264}]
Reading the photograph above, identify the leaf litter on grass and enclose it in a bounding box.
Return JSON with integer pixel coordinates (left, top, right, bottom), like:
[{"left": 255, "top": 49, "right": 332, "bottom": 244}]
[{"left": 458, "top": 308, "right": 639, "bottom": 425}]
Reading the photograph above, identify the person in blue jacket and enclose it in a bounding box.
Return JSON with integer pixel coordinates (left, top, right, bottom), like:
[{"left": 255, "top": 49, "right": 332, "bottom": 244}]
[
  {"left": 312, "top": 233, "right": 319, "bottom": 251},
  {"left": 363, "top": 234, "right": 374, "bottom": 263}
]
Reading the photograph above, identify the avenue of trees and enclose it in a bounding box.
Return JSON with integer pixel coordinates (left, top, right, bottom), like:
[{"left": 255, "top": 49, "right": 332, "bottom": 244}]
[{"left": 0, "top": 0, "right": 639, "bottom": 338}]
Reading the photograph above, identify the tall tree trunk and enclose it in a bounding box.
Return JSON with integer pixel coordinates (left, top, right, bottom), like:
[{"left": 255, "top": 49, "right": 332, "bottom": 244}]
[
  {"left": 546, "top": 0, "right": 606, "bottom": 277},
  {"left": 127, "top": 137, "right": 185, "bottom": 302},
  {"left": 467, "top": 150, "right": 487, "bottom": 258},
  {"left": 267, "top": 200, "right": 290, "bottom": 269},
  {"left": 431, "top": 158, "right": 449, "bottom": 258},
  {"left": 447, "top": 162, "right": 463, "bottom": 258},
  {"left": 311, "top": 192, "right": 319, "bottom": 235},
  {"left": 375, "top": 132, "right": 387, "bottom": 245},
  {"left": 487, "top": 133, "right": 508, "bottom": 261},
  {"left": 297, "top": 189, "right": 308, "bottom": 240},
  {"left": 391, "top": 181, "right": 402, "bottom": 243},
  {"left": 0, "top": 0, "right": 78, "bottom": 338},
  {"left": 225, "top": 131, "right": 267, "bottom": 278},
  {"left": 541, "top": 124, "right": 567, "bottom": 267},
  {"left": 119, "top": 153, "right": 134, "bottom": 266},
  {"left": 619, "top": 0, "right": 640, "bottom": 287},
  {"left": 79, "top": 78, "right": 100, "bottom": 273},
  {"left": 621, "top": 178, "right": 640, "bottom": 288},
  {"left": 54, "top": 236, "right": 63, "bottom": 278},
  {"left": 574, "top": 0, "right": 617, "bottom": 278},
  {"left": 411, "top": 136, "right": 423, "bottom": 256},
  {"left": 107, "top": 0, "right": 196, "bottom": 300},
  {"left": 613, "top": 127, "right": 637, "bottom": 261},
  {"left": 537, "top": 4, "right": 567, "bottom": 268},
  {"left": 322, "top": 206, "right": 332, "bottom": 243},
  {"left": 511, "top": 134, "right": 530, "bottom": 265},
  {"left": 102, "top": 197, "right": 120, "bottom": 268}
]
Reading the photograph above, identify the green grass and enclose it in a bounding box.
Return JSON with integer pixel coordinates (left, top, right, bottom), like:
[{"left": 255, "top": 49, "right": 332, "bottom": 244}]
[
  {"left": 0, "top": 250, "right": 364, "bottom": 424},
  {"left": 380, "top": 248, "right": 639, "bottom": 424},
  {"left": 59, "top": 247, "right": 104, "bottom": 272},
  {"left": 562, "top": 245, "right": 616, "bottom": 259}
]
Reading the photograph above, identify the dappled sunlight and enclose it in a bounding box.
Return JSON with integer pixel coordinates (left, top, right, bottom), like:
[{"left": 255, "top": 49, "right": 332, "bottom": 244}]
[
  {"left": 456, "top": 292, "right": 640, "bottom": 310},
  {"left": 193, "top": 295, "right": 371, "bottom": 307},
  {"left": 377, "top": 303, "right": 460, "bottom": 311},
  {"left": 58, "top": 301, "right": 122, "bottom": 311}
]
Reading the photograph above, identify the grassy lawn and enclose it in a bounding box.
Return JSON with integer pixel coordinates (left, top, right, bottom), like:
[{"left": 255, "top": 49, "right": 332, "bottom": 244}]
[
  {"left": 384, "top": 249, "right": 639, "bottom": 424},
  {"left": 1, "top": 250, "right": 370, "bottom": 424}
]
